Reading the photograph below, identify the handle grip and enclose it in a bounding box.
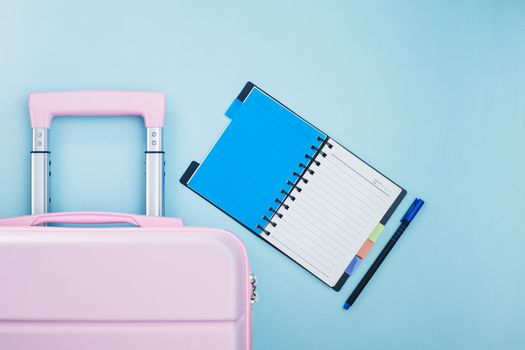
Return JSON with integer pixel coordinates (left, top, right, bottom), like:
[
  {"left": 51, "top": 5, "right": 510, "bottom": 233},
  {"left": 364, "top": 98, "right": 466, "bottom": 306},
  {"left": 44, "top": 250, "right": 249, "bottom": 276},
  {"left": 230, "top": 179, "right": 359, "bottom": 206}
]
[
  {"left": 0, "top": 212, "right": 183, "bottom": 228},
  {"left": 29, "top": 91, "right": 165, "bottom": 129}
]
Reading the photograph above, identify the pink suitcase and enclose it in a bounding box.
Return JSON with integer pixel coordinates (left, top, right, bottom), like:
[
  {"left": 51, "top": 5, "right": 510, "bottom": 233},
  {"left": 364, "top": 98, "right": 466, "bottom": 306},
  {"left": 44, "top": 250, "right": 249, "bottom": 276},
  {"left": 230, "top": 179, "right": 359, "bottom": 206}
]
[{"left": 0, "top": 92, "right": 256, "bottom": 350}]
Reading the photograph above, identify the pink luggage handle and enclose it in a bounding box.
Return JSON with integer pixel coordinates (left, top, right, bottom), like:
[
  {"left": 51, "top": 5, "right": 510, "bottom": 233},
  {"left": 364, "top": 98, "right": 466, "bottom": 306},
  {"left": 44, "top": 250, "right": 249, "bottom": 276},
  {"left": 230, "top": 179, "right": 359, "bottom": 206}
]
[
  {"left": 0, "top": 212, "right": 183, "bottom": 227},
  {"left": 29, "top": 91, "right": 165, "bottom": 129},
  {"left": 29, "top": 90, "right": 166, "bottom": 216}
]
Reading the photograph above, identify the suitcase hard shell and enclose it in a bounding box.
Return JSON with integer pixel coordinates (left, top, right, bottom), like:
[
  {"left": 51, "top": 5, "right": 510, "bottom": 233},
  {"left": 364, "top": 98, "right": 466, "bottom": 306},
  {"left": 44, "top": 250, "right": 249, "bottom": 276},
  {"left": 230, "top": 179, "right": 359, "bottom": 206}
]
[
  {"left": 0, "top": 213, "right": 254, "bottom": 350},
  {"left": 0, "top": 91, "right": 255, "bottom": 349}
]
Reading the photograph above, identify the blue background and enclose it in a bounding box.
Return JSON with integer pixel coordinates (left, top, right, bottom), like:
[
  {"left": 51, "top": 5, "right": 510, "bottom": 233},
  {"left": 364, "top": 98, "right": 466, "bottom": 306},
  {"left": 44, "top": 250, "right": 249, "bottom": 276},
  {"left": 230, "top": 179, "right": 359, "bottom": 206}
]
[{"left": 0, "top": 1, "right": 523, "bottom": 349}]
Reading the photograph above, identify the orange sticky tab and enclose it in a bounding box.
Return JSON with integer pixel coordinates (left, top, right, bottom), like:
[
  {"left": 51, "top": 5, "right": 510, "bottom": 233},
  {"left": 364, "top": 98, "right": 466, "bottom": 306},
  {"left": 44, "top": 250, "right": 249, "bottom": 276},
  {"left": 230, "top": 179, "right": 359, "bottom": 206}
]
[{"left": 356, "top": 239, "right": 374, "bottom": 259}]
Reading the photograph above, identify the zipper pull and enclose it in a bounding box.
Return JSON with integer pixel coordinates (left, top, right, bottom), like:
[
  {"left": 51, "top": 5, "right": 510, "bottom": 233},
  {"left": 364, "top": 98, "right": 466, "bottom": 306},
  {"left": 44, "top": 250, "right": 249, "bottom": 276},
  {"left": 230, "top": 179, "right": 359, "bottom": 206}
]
[{"left": 249, "top": 274, "right": 258, "bottom": 304}]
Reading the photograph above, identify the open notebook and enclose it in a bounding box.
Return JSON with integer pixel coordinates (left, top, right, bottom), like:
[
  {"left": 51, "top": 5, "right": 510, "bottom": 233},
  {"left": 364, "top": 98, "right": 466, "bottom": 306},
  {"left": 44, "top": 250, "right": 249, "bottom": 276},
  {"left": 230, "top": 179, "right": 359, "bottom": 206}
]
[{"left": 181, "top": 82, "right": 406, "bottom": 290}]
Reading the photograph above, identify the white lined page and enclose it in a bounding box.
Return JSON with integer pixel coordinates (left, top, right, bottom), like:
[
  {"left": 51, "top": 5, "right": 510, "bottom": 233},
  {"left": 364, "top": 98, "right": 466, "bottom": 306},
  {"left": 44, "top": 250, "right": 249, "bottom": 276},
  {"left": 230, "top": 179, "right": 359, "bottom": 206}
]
[{"left": 263, "top": 139, "right": 402, "bottom": 287}]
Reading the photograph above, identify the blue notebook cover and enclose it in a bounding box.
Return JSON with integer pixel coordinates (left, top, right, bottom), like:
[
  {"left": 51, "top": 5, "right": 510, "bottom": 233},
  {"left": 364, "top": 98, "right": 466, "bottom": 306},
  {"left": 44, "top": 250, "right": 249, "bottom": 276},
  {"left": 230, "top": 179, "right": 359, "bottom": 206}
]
[
  {"left": 181, "top": 82, "right": 406, "bottom": 290},
  {"left": 183, "top": 83, "right": 327, "bottom": 233}
]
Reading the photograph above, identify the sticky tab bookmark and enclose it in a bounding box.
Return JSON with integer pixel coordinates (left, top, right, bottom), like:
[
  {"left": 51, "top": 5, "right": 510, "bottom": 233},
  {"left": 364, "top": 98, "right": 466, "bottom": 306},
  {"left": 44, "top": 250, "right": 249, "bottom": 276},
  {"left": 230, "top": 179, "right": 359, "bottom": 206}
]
[
  {"left": 345, "top": 256, "right": 362, "bottom": 277},
  {"left": 368, "top": 223, "right": 385, "bottom": 243},
  {"left": 356, "top": 239, "right": 374, "bottom": 259},
  {"left": 225, "top": 98, "right": 242, "bottom": 119}
]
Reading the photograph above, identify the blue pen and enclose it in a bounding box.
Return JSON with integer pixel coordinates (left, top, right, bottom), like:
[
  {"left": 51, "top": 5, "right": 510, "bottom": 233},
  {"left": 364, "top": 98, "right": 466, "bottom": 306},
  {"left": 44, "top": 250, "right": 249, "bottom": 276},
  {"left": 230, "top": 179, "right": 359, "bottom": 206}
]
[{"left": 343, "top": 198, "right": 425, "bottom": 310}]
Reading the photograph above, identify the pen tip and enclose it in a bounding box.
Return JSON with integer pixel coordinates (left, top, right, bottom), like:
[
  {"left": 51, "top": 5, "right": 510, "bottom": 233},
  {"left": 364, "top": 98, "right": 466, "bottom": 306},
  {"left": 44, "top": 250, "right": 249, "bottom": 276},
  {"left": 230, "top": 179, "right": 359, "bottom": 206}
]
[{"left": 343, "top": 303, "right": 350, "bottom": 310}]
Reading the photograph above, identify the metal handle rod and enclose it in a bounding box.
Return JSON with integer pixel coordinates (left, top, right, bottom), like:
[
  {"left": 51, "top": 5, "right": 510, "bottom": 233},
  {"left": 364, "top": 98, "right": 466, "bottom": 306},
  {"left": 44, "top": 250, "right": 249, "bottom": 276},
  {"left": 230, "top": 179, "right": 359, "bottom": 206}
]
[
  {"left": 146, "top": 127, "right": 164, "bottom": 216},
  {"left": 30, "top": 127, "right": 165, "bottom": 216},
  {"left": 31, "top": 128, "right": 49, "bottom": 215}
]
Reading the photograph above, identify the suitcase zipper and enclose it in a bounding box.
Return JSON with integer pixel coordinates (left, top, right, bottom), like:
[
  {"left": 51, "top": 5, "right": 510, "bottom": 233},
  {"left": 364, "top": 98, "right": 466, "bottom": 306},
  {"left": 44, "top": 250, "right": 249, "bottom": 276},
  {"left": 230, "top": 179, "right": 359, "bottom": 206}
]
[{"left": 249, "top": 274, "right": 258, "bottom": 304}]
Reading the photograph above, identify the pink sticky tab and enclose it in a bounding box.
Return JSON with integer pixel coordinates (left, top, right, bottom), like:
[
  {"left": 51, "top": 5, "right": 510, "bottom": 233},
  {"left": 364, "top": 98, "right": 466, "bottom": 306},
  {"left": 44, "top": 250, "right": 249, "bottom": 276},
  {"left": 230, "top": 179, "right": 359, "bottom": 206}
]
[{"left": 356, "top": 239, "right": 374, "bottom": 259}]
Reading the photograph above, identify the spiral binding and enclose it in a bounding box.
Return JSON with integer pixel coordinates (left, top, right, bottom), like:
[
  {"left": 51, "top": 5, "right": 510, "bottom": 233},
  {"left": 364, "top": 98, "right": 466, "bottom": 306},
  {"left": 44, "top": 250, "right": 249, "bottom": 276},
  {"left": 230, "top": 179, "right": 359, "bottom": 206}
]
[
  {"left": 310, "top": 145, "right": 327, "bottom": 158},
  {"left": 286, "top": 180, "right": 302, "bottom": 192},
  {"left": 274, "top": 197, "right": 290, "bottom": 209},
  {"left": 317, "top": 135, "right": 333, "bottom": 149},
  {"left": 281, "top": 188, "right": 296, "bottom": 201},
  {"left": 256, "top": 224, "right": 271, "bottom": 235},
  {"left": 268, "top": 207, "right": 283, "bottom": 218},
  {"left": 262, "top": 215, "right": 277, "bottom": 227},
  {"left": 258, "top": 136, "right": 331, "bottom": 236},
  {"left": 298, "top": 162, "right": 315, "bottom": 175},
  {"left": 304, "top": 154, "right": 321, "bottom": 166},
  {"left": 292, "top": 171, "right": 309, "bottom": 184}
]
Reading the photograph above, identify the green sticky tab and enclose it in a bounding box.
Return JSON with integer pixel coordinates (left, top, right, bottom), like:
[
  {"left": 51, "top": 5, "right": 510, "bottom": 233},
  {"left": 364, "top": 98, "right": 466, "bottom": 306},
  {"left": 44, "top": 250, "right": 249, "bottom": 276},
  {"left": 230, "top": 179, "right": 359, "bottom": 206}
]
[{"left": 368, "top": 224, "right": 385, "bottom": 243}]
